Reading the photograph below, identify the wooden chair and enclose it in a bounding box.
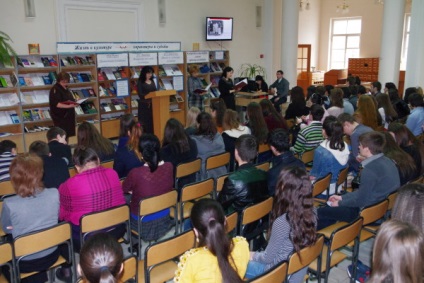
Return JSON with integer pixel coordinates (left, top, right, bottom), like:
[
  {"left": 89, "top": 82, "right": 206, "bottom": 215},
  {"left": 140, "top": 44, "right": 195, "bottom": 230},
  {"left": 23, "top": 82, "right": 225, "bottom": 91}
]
[
  {"left": 410, "top": 174, "right": 424, "bottom": 184},
  {"left": 287, "top": 234, "right": 324, "bottom": 282},
  {"left": 239, "top": 197, "right": 273, "bottom": 242},
  {"left": 80, "top": 205, "right": 132, "bottom": 253},
  {"left": 131, "top": 190, "right": 178, "bottom": 259},
  {"left": 101, "top": 160, "right": 114, "bottom": 169},
  {"left": 226, "top": 211, "right": 238, "bottom": 235},
  {"left": 14, "top": 222, "right": 76, "bottom": 282},
  {"left": 0, "top": 200, "right": 5, "bottom": 241},
  {"left": 0, "top": 242, "right": 15, "bottom": 283},
  {"left": 214, "top": 173, "right": 229, "bottom": 198},
  {"left": 335, "top": 167, "right": 349, "bottom": 194},
  {"left": 121, "top": 256, "right": 138, "bottom": 282},
  {"left": 312, "top": 173, "right": 332, "bottom": 206},
  {"left": 205, "top": 152, "right": 230, "bottom": 178},
  {"left": 248, "top": 260, "right": 288, "bottom": 283},
  {"left": 175, "top": 158, "right": 201, "bottom": 190},
  {"left": 256, "top": 143, "right": 272, "bottom": 164},
  {"left": 309, "top": 218, "right": 363, "bottom": 283},
  {"left": 255, "top": 161, "right": 270, "bottom": 172},
  {"left": 300, "top": 148, "right": 315, "bottom": 170},
  {"left": 385, "top": 191, "right": 398, "bottom": 219},
  {"left": 0, "top": 180, "right": 14, "bottom": 199},
  {"left": 172, "top": 178, "right": 214, "bottom": 232},
  {"left": 68, "top": 167, "right": 77, "bottom": 177},
  {"left": 139, "top": 229, "right": 195, "bottom": 283}
]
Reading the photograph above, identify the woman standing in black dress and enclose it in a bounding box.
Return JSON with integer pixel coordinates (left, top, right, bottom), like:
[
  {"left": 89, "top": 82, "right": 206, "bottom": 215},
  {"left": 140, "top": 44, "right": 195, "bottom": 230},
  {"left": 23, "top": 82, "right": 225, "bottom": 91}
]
[
  {"left": 218, "top": 66, "right": 236, "bottom": 110},
  {"left": 137, "top": 66, "right": 157, "bottom": 134}
]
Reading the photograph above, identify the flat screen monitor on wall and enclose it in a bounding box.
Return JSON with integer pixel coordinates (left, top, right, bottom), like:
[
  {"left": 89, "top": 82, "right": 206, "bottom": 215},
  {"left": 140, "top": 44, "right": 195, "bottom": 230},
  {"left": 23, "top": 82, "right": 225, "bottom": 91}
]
[{"left": 206, "top": 17, "right": 233, "bottom": 41}]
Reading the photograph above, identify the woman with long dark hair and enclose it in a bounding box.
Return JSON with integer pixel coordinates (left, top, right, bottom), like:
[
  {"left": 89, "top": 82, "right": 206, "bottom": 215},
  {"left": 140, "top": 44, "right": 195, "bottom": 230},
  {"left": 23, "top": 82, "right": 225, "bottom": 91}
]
[
  {"left": 122, "top": 134, "right": 173, "bottom": 241},
  {"left": 310, "top": 116, "right": 349, "bottom": 195},
  {"left": 259, "top": 99, "right": 288, "bottom": 132},
  {"left": 376, "top": 93, "right": 398, "bottom": 129},
  {"left": 174, "top": 199, "right": 249, "bottom": 282},
  {"left": 77, "top": 122, "right": 115, "bottom": 162},
  {"left": 246, "top": 102, "right": 268, "bottom": 144},
  {"left": 137, "top": 66, "right": 157, "bottom": 133},
  {"left": 354, "top": 95, "right": 380, "bottom": 130},
  {"left": 246, "top": 167, "right": 317, "bottom": 282},
  {"left": 284, "top": 86, "right": 310, "bottom": 120},
  {"left": 210, "top": 98, "right": 227, "bottom": 132},
  {"left": 218, "top": 66, "right": 236, "bottom": 110},
  {"left": 327, "top": 88, "right": 345, "bottom": 117},
  {"left": 78, "top": 233, "right": 124, "bottom": 283}
]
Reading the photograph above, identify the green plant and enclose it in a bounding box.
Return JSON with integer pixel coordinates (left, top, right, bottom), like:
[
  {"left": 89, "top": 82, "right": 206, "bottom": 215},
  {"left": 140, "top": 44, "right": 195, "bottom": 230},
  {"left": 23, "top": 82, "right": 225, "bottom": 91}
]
[
  {"left": 0, "top": 31, "right": 17, "bottom": 67},
  {"left": 238, "top": 63, "right": 266, "bottom": 80}
]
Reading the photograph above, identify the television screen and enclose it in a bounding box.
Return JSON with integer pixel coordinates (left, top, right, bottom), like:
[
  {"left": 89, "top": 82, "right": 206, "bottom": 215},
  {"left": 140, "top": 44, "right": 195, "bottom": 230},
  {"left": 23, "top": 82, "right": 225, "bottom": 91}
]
[{"left": 206, "top": 17, "right": 233, "bottom": 41}]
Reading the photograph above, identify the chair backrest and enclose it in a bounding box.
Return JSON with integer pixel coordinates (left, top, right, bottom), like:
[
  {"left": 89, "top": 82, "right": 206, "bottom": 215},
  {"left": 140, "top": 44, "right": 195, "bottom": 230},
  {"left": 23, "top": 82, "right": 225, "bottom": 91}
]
[
  {"left": 0, "top": 200, "right": 5, "bottom": 237},
  {"left": 248, "top": 260, "right": 288, "bottom": 283},
  {"left": 14, "top": 222, "right": 71, "bottom": 259},
  {"left": 181, "top": 178, "right": 214, "bottom": 202},
  {"left": 215, "top": 173, "right": 229, "bottom": 195},
  {"left": 301, "top": 149, "right": 315, "bottom": 164},
  {"left": 0, "top": 180, "right": 14, "bottom": 199},
  {"left": 240, "top": 197, "right": 273, "bottom": 227},
  {"left": 0, "top": 242, "right": 13, "bottom": 266},
  {"left": 387, "top": 191, "right": 398, "bottom": 212},
  {"left": 255, "top": 162, "right": 270, "bottom": 172},
  {"left": 121, "top": 256, "right": 137, "bottom": 282},
  {"left": 329, "top": 217, "right": 364, "bottom": 251},
  {"left": 336, "top": 167, "right": 349, "bottom": 188},
  {"left": 145, "top": 229, "right": 195, "bottom": 282},
  {"left": 226, "top": 211, "right": 238, "bottom": 234},
  {"left": 139, "top": 190, "right": 177, "bottom": 217},
  {"left": 287, "top": 234, "right": 324, "bottom": 275},
  {"left": 205, "top": 152, "right": 230, "bottom": 171},
  {"left": 80, "top": 205, "right": 129, "bottom": 236},
  {"left": 175, "top": 158, "right": 201, "bottom": 179},
  {"left": 68, "top": 167, "right": 77, "bottom": 177},
  {"left": 360, "top": 199, "right": 389, "bottom": 225},
  {"left": 101, "top": 160, "right": 114, "bottom": 169},
  {"left": 258, "top": 143, "right": 270, "bottom": 154},
  {"left": 312, "top": 173, "right": 332, "bottom": 197}
]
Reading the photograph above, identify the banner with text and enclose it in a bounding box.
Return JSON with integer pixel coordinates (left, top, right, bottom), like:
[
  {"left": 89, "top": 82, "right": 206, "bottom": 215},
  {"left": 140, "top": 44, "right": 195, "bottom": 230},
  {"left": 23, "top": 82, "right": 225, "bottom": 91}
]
[
  {"left": 158, "top": 52, "right": 184, "bottom": 65},
  {"left": 186, "top": 51, "right": 210, "bottom": 63},
  {"left": 57, "top": 42, "right": 181, "bottom": 54}
]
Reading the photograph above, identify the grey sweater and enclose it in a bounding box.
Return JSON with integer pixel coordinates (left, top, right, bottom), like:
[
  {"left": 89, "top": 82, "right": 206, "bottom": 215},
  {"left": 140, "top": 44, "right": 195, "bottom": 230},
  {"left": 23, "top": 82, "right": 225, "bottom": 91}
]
[
  {"left": 1, "top": 188, "right": 59, "bottom": 260},
  {"left": 340, "top": 154, "right": 400, "bottom": 208}
]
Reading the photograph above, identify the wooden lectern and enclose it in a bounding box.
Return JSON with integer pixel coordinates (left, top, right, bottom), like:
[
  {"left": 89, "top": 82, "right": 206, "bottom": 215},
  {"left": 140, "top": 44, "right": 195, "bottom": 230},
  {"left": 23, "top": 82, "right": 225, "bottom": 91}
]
[{"left": 146, "top": 90, "right": 176, "bottom": 140}]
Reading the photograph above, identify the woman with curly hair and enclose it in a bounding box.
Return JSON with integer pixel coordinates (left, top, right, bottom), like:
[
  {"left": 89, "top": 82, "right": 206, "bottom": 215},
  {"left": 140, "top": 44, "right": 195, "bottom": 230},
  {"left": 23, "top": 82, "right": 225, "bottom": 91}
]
[
  {"left": 354, "top": 95, "right": 379, "bottom": 130},
  {"left": 246, "top": 102, "right": 268, "bottom": 144},
  {"left": 246, "top": 167, "right": 317, "bottom": 282}
]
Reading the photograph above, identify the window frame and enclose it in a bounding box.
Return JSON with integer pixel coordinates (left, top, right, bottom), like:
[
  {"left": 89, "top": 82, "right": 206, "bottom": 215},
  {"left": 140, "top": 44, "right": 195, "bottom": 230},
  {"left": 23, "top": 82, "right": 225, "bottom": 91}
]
[{"left": 400, "top": 13, "right": 411, "bottom": 70}]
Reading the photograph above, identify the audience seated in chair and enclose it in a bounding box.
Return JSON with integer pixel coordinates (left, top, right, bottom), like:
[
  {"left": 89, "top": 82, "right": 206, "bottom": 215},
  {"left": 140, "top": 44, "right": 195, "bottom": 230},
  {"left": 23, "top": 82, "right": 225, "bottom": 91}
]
[
  {"left": 0, "top": 140, "right": 17, "bottom": 181},
  {"left": 29, "top": 140, "right": 70, "bottom": 189},
  {"left": 246, "top": 167, "right": 317, "bottom": 283},
  {"left": 392, "top": 183, "right": 424, "bottom": 232},
  {"left": 47, "top": 126, "right": 73, "bottom": 166},
  {"left": 259, "top": 99, "right": 288, "bottom": 133},
  {"left": 367, "top": 220, "right": 424, "bottom": 283},
  {"left": 292, "top": 104, "right": 324, "bottom": 155},
  {"left": 245, "top": 102, "right": 268, "bottom": 145},
  {"left": 184, "top": 106, "right": 200, "bottom": 136},
  {"left": 210, "top": 99, "right": 227, "bottom": 133},
  {"left": 267, "top": 129, "right": 305, "bottom": 196},
  {"left": 113, "top": 114, "right": 144, "bottom": 178},
  {"left": 1, "top": 154, "right": 60, "bottom": 283},
  {"left": 78, "top": 233, "right": 124, "bottom": 283},
  {"left": 123, "top": 134, "right": 174, "bottom": 241},
  {"left": 174, "top": 199, "right": 249, "bottom": 282},
  {"left": 77, "top": 122, "right": 115, "bottom": 162},
  {"left": 317, "top": 131, "right": 400, "bottom": 230},
  {"left": 406, "top": 93, "right": 424, "bottom": 137}
]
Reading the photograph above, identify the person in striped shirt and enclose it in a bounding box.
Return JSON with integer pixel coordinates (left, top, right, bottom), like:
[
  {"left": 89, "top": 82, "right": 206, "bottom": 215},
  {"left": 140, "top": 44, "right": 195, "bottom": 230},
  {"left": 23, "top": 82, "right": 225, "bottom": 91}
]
[
  {"left": 0, "top": 140, "right": 17, "bottom": 181},
  {"left": 292, "top": 104, "right": 324, "bottom": 154}
]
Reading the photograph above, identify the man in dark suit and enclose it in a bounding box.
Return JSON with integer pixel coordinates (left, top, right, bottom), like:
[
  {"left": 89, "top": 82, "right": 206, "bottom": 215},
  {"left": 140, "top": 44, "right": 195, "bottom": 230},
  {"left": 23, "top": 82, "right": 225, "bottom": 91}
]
[{"left": 269, "top": 70, "right": 289, "bottom": 112}]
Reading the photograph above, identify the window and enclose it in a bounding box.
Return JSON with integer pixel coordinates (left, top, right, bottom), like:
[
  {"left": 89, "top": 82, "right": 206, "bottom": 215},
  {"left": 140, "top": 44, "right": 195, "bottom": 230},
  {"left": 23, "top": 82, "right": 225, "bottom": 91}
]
[
  {"left": 329, "top": 18, "right": 362, "bottom": 69},
  {"left": 400, "top": 14, "right": 411, "bottom": 70}
]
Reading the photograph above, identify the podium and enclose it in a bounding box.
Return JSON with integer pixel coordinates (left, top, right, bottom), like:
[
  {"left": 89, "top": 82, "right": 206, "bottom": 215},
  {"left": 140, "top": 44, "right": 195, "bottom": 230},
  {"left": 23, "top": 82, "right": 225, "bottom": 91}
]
[{"left": 146, "top": 90, "right": 176, "bottom": 140}]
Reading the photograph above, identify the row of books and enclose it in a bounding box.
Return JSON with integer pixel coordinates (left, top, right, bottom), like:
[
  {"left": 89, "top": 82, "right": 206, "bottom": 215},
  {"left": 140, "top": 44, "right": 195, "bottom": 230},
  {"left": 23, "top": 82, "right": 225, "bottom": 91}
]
[
  {"left": 68, "top": 72, "right": 94, "bottom": 83},
  {"left": 17, "top": 56, "right": 58, "bottom": 68},
  {"left": 0, "top": 74, "right": 18, "bottom": 88},
  {"left": 21, "top": 90, "right": 49, "bottom": 104},
  {"left": 158, "top": 65, "right": 183, "bottom": 77},
  {"left": 98, "top": 68, "right": 128, "bottom": 81},
  {"left": 70, "top": 88, "right": 97, "bottom": 100},
  {"left": 75, "top": 102, "right": 98, "bottom": 115},
  {"left": 210, "top": 62, "right": 226, "bottom": 73},
  {"left": 99, "top": 84, "right": 117, "bottom": 97},
  {"left": 0, "top": 111, "right": 20, "bottom": 125},
  {"left": 18, "top": 72, "right": 57, "bottom": 87},
  {"left": 0, "top": 93, "right": 20, "bottom": 106},
  {"left": 61, "top": 56, "right": 95, "bottom": 67},
  {"left": 100, "top": 99, "right": 129, "bottom": 113},
  {"left": 22, "top": 108, "right": 51, "bottom": 122}
]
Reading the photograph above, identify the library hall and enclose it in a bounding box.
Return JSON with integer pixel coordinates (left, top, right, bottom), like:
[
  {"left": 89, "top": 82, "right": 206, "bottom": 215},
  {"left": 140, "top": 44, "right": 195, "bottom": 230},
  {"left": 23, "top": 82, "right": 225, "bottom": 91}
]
[{"left": 1, "top": 1, "right": 424, "bottom": 283}]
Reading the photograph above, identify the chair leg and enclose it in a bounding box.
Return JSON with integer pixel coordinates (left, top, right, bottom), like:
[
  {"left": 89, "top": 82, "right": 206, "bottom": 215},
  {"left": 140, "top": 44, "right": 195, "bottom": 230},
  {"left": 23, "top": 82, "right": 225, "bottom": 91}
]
[{"left": 49, "top": 268, "right": 55, "bottom": 283}]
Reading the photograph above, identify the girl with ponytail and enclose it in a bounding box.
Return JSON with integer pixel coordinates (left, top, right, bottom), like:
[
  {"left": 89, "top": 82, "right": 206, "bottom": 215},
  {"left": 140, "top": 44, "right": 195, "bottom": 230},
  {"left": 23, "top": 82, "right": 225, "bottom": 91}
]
[
  {"left": 79, "top": 233, "right": 124, "bottom": 283},
  {"left": 174, "top": 199, "right": 249, "bottom": 283},
  {"left": 122, "top": 134, "right": 174, "bottom": 241}
]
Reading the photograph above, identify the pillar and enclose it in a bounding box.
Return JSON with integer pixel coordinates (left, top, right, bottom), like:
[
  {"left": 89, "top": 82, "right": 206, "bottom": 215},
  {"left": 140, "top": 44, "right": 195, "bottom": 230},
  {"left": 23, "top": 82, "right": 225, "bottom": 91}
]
[{"left": 281, "top": 0, "right": 299, "bottom": 88}]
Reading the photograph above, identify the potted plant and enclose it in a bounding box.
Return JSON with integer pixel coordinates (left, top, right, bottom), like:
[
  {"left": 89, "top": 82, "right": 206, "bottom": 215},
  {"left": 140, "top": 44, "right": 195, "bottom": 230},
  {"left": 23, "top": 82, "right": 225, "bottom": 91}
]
[
  {"left": 0, "top": 31, "right": 17, "bottom": 67},
  {"left": 238, "top": 63, "right": 266, "bottom": 80}
]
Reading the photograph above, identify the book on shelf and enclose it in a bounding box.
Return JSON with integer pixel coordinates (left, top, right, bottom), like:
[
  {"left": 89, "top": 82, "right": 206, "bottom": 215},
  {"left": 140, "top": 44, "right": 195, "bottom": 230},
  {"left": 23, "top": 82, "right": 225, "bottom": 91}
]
[
  {"left": 113, "top": 71, "right": 122, "bottom": 80},
  {"left": 234, "top": 78, "right": 248, "bottom": 90},
  {"left": 80, "top": 102, "right": 97, "bottom": 114},
  {"left": 97, "top": 70, "right": 105, "bottom": 81},
  {"left": 10, "top": 112, "right": 20, "bottom": 124},
  {"left": 199, "top": 64, "right": 210, "bottom": 74},
  {"left": 210, "top": 62, "right": 222, "bottom": 73},
  {"left": 30, "top": 75, "right": 45, "bottom": 86},
  {"left": 219, "top": 62, "right": 226, "bottom": 70},
  {"left": 41, "top": 57, "right": 50, "bottom": 67},
  {"left": 131, "top": 99, "right": 138, "bottom": 108},
  {"left": 74, "top": 105, "right": 84, "bottom": 115},
  {"left": 49, "top": 57, "right": 58, "bottom": 67},
  {"left": 163, "top": 65, "right": 183, "bottom": 76},
  {"left": 194, "top": 83, "right": 212, "bottom": 94},
  {"left": 79, "top": 73, "right": 91, "bottom": 82},
  {"left": 42, "top": 75, "right": 52, "bottom": 85},
  {"left": 30, "top": 109, "right": 41, "bottom": 121},
  {"left": 0, "top": 92, "right": 20, "bottom": 106},
  {"left": 160, "top": 78, "right": 174, "bottom": 90},
  {"left": 0, "top": 75, "right": 16, "bottom": 87},
  {"left": 210, "top": 75, "right": 220, "bottom": 86},
  {"left": 130, "top": 81, "right": 138, "bottom": 94},
  {"left": 49, "top": 72, "right": 57, "bottom": 83},
  {"left": 18, "top": 77, "right": 26, "bottom": 86},
  {"left": 103, "top": 68, "right": 116, "bottom": 80},
  {"left": 0, "top": 77, "right": 8, "bottom": 87},
  {"left": 32, "top": 90, "right": 49, "bottom": 103},
  {"left": 71, "top": 73, "right": 80, "bottom": 83},
  {"left": 210, "top": 87, "right": 221, "bottom": 98},
  {"left": 22, "top": 110, "right": 33, "bottom": 122},
  {"left": 61, "top": 58, "right": 70, "bottom": 66},
  {"left": 86, "top": 56, "right": 95, "bottom": 65},
  {"left": 158, "top": 66, "right": 166, "bottom": 77}
]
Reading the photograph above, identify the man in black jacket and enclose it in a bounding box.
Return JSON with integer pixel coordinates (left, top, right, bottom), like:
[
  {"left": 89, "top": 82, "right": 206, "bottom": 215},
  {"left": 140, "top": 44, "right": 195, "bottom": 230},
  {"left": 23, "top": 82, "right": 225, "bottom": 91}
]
[{"left": 267, "top": 129, "right": 305, "bottom": 195}]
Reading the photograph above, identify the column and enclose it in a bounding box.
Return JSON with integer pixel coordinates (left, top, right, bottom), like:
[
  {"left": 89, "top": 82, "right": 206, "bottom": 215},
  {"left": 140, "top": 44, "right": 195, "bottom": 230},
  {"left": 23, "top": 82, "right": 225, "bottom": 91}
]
[
  {"left": 281, "top": 0, "right": 299, "bottom": 88},
  {"left": 405, "top": 0, "right": 424, "bottom": 90},
  {"left": 378, "top": 0, "right": 405, "bottom": 86}
]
